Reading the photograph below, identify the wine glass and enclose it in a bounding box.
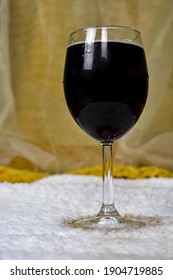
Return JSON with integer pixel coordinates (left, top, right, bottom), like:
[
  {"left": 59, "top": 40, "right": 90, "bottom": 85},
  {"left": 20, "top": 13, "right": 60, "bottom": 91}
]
[{"left": 63, "top": 26, "right": 149, "bottom": 229}]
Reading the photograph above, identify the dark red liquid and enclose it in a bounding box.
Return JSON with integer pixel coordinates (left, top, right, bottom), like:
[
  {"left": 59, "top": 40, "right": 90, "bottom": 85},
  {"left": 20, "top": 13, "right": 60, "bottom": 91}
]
[{"left": 63, "top": 41, "right": 148, "bottom": 143}]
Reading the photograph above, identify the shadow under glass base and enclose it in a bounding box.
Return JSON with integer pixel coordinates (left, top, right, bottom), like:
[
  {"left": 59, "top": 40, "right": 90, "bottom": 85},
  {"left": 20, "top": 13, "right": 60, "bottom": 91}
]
[
  {"left": 68, "top": 205, "right": 146, "bottom": 230},
  {"left": 69, "top": 215, "right": 146, "bottom": 230}
]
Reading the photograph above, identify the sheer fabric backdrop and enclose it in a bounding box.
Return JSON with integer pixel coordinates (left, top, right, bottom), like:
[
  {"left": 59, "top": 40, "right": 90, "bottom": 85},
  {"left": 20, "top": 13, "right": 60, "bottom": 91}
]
[{"left": 0, "top": 0, "right": 173, "bottom": 172}]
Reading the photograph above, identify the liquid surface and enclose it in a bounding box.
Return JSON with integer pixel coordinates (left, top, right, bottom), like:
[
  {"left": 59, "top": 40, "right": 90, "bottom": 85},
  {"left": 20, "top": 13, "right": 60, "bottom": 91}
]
[{"left": 64, "top": 40, "right": 148, "bottom": 143}]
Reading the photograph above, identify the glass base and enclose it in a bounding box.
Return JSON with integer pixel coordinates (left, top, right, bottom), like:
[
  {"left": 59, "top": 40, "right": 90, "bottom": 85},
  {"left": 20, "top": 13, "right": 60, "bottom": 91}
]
[{"left": 68, "top": 213, "right": 146, "bottom": 230}]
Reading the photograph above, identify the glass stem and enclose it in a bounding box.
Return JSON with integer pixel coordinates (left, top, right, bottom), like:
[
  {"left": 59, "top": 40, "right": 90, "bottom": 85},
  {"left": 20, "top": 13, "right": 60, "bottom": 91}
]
[{"left": 97, "top": 142, "right": 119, "bottom": 217}]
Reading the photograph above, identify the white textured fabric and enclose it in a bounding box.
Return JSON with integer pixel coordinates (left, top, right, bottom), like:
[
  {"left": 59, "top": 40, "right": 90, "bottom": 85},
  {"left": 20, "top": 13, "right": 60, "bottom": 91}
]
[{"left": 0, "top": 175, "right": 173, "bottom": 260}]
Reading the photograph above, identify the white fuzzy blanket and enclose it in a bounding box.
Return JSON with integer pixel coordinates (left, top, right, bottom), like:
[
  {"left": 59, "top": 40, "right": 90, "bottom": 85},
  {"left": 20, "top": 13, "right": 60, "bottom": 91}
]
[{"left": 0, "top": 175, "right": 173, "bottom": 260}]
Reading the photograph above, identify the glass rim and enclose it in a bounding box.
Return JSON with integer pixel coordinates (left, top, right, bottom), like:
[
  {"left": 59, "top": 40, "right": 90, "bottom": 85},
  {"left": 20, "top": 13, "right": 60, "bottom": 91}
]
[{"left": 69, "top": 25, "right": 141, "bottom": 39}]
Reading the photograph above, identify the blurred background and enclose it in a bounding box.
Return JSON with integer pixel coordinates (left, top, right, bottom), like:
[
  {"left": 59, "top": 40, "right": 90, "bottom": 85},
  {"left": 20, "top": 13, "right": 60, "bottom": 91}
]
[{"left": 0, "top": 0, "right": 173, "bottom": 173}]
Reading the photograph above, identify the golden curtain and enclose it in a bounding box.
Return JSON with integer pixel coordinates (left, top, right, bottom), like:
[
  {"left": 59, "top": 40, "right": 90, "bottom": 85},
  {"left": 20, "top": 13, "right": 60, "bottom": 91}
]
[{"left": 0, "top": 0, "right": 173, "bottom": 172}]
